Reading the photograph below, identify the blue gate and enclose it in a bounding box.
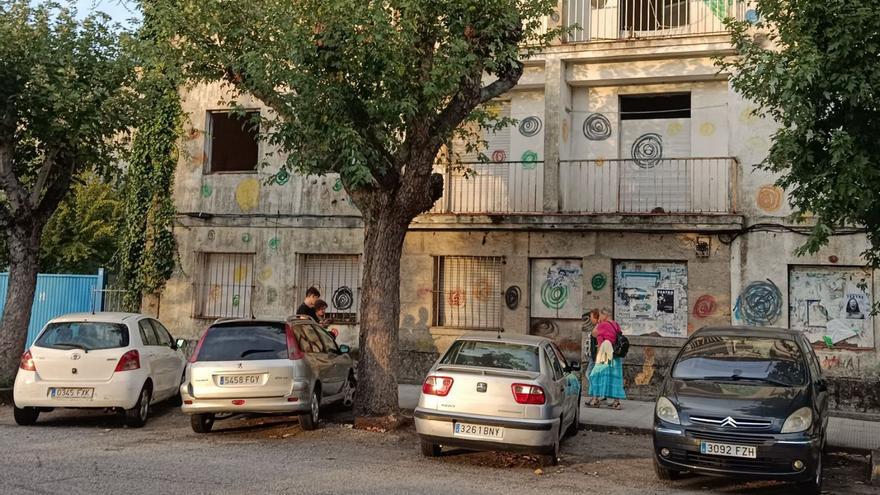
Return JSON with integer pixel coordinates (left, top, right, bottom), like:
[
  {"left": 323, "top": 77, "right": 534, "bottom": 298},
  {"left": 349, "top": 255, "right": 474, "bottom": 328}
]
[{"left": 0, "top": 269, "right": 106, "bottom": 348}]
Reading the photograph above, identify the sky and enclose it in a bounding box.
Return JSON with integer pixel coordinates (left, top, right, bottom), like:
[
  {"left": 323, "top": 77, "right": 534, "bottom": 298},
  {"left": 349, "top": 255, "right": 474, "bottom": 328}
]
[{"left": 71, "top": 0, "right": 141, "bottom": 25}]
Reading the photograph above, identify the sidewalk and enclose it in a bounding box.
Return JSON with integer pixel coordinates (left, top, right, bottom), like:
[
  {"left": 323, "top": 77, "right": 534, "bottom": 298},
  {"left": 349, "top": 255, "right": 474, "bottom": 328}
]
[{"left": 398, "top": 384, "right": 880, "bottom": 452}]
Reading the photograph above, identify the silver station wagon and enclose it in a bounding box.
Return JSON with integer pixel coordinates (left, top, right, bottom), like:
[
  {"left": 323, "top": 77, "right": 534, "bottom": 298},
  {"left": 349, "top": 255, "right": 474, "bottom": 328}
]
[
  {"left": 180, "top": 318, "right": 355, "bottom": 433},
  {"left": 414, "top": 334, "right": 582, "bottom": 465}
]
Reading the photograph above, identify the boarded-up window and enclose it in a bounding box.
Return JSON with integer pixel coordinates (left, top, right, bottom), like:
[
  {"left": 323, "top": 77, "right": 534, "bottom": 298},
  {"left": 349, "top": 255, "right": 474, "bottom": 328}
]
[
  {"left": 193, "top": 252, "right": 255, "bottom": 318},
  {"left": 434, "top": 256, "right": 503, "bottom": 329},
  {"left": 788, "top": 266, "right": 874, "bottom": 349},
  {"left": 207, "top": 111, "right": 259, "bottom": 173},
  {"left": 613, "top": 261, "right": 688, "bottom": 337},
  {"left": 298, "top": 254, "right": 360, "bottom": 323}
]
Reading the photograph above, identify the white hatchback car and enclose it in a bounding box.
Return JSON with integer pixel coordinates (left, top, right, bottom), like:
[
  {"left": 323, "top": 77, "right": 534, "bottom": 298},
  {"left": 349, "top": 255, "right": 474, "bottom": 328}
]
[{"left": 13, "top": 312, "right": 187, "bottom": 427}]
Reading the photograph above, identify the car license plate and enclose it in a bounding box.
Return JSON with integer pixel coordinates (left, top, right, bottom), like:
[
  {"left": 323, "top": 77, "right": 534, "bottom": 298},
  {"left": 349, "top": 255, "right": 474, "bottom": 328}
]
[
  {"left": 700, "top": 441, "right": 756, "bottom": 459},
  {"left": 453, "top": 422, "right": 504, "bottom": 440},
  {"left": 218, "top": 374, "right": 260, "bottom": 386},
  {"left": 49, "top": 387, "right": 94, "bottom": 399}
]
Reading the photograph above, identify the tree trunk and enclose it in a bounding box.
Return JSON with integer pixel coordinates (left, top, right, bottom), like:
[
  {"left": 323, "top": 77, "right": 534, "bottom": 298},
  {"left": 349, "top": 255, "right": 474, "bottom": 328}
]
[
  {"left": 0, "top": 221, "right": 43, "bottom": 387},
  {"left": 354, "top": 211, "right": 410, "bottom": 419}
]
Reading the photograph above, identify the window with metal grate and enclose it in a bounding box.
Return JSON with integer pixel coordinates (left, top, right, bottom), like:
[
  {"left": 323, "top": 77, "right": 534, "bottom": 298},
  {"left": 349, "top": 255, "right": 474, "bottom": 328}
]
[
  {"left": 433, "top": 256, "right": 504, "bottom": 329},
  {"left": 298, "top": 254, "right": 361, "bottom": 324},
  {"left": 192, "top": 252, "right": 255, "bottom": 319}
]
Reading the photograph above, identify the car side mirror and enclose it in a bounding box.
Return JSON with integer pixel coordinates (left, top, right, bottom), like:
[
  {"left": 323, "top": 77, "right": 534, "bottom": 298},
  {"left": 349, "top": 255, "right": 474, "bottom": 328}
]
[
  {"left": 566, "top": 362, "right": 581, "bottom": 372},
  {"left": 174, "top": 338, "right": 186, "bottom": 351},
  {"left": 338, "top": 344, "right": 350, "bottom": 354}
]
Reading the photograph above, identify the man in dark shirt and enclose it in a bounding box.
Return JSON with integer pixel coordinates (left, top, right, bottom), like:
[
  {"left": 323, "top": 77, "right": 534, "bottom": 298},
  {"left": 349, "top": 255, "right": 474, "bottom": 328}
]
[{"left": 296, "top": 286, "right": 321, "bottom": 321}]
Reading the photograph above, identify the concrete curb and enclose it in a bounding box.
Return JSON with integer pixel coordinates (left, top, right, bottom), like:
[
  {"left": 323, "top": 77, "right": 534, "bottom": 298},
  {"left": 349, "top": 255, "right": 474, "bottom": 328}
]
[{"left": 871, "top": 450, "right": 880, "bottom": 486}]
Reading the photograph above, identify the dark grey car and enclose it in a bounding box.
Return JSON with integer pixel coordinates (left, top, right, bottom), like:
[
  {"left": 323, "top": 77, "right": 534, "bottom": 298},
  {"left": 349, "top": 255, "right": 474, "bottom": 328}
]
[{"left": 652, "top": 326, "right": 829, "bottom": 494}]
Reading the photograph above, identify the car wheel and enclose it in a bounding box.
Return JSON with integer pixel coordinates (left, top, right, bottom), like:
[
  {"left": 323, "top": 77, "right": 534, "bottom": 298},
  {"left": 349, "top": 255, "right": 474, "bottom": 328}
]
[
  {"left": 300, "top": 388, "right": 320, "bottom": 430},
  {"left": 191, "top": 413, "right": 215, "bottom": 434},
  {"left": 341, "top": 371, "right": 356, "bottom": 409},
  {"left": 420, "top": 439, "right": 441, "bottom": 457},
  {"left": 797, "top": 455, "right": 822, "bottom": 495},
  {"left": 565, "top": 394, "right": 581, "bottom": 438},
  {"left": 653, "top": 454, "right": 683, "bottom": 481},
  {"left": 541, "top": 432, "right": 560, "bottom": 466},
  {"left": 124, "top": 385, "right": 151, "bottom": 428},
  {"left": 13, "top": 406, "right": 40, "bottom": 426}
]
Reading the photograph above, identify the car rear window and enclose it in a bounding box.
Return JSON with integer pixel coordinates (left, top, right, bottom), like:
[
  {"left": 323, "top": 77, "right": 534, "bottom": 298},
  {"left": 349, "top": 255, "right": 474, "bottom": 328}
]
[
  {"left": 440, "top": 340, "right": 540, "bottom": 372},
  {"left": 672, "top": 335, "right": 806, "bottom": 386},
  {"left": 196, "top": 325, "right": 288, "bottom": 361},
  {"left": 35, "top": 322, "right": 129, "bottom": 350}
]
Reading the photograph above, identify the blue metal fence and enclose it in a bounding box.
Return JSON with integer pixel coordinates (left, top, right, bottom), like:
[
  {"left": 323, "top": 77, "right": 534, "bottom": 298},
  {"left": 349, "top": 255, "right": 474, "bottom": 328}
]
[{"left": 0, "top": 269, "right": 106, "bottom": 348}]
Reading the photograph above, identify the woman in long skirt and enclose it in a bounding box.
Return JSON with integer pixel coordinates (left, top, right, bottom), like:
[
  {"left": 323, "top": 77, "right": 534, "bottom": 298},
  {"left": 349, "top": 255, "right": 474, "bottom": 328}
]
[{"left": 587, "top": 318, "right": 626, "bottom": 408}]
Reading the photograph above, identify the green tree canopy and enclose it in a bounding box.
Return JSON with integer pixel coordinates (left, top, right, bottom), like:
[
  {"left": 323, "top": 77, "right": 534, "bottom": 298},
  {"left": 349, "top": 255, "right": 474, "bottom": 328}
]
[{"left": 722, "top": 0, "right": 880, "bottom": 264}]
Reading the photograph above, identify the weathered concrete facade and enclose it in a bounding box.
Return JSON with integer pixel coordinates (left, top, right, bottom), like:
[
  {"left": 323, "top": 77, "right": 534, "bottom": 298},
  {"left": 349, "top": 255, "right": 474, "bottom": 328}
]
[{"left": 158, "top": 13, "right": 880, "bottom": 413}]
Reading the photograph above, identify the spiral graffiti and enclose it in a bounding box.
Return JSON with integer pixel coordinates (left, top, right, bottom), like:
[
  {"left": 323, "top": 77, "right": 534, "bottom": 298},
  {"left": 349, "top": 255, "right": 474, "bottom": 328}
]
[
  {"left": 590, "top": 273, "right": 608, "bottom": 291},
  {"left": 332, "top": 179, "right": 343, "bottom": 192},
  {"left": 505, "top": 286, "right": 521, "bottom": 310},
  {"left": 631, "top": 133, "right": 664, "bottom": 169},
  {"left": 530, "top": 319, "right": 559, "bottom": 337},
  {"left": 541, "top": 280, "right": 569, "bottom": 310},
  {"left": 448, "top": 289, "right": 465, "bottom": 307},
  {"left": 521, "top": 150, "right": 538, "bottom": 170},
  {"left": 735, "top": 280, "right": 782, "bottom": 325},
  {"left": 583, "top": 113, "right": 612, "bottom": 141},
  {"left": 332, "top": 286, "right": 354, "bottom": 311},
  {"left": 518, "top": 116, "right": 542, "bottom": 137},
  {"left": 756, "top": 185, "right": 783, "bottom": 213},
  {"left": 491, "top": 149, "right": 507, "bottom": 163},
  {"left": 693, "top": 295, "right": 717, "bottom": 319},
  {"left": 274, "top": 169, "right": 290, "bottom": 185}
]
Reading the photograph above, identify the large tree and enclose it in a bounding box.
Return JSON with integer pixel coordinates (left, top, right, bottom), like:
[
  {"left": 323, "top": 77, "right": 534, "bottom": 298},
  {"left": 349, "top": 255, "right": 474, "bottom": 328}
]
[
  {"left": 722, "top": 0, "right": 880, "bottom": 264},
  {"left": 0, "top": 1, "right": 135, "bottom": 385},
  {"left": 155, "top": 0, "right": 560, "bottom": 419}
]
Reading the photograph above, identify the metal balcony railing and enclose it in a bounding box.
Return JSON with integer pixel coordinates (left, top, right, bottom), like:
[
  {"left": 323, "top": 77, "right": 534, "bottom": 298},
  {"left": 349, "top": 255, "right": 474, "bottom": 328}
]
[
  {"left": 562, "top": 0, "right": 747, "bottom": 43},
  {"left": 429, "top": 161, "right": 544, "bottom": 214},
  {"left": 559, "top": 157, "right": 737, "bottom": 214}
]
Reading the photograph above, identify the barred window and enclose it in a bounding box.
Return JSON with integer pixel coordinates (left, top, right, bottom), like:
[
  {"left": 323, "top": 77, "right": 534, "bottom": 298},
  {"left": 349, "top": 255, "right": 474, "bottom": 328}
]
[
  {"left": 298, "top": 254, "right": 360, "bottom": 324},
  {"left": 193, "top": 252, "right": 255, "bottom": 318},
  {"left": 434, "top": 256, "right": 504, "bottom": 329}
]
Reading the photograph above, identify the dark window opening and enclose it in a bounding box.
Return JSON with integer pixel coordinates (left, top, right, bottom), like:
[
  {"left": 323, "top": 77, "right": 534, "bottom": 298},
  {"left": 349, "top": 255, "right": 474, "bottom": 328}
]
[
  {"left": 208, "top": 111, "right": 259, "bottom": 173},
  {"left": 620, "top": 93, "right": 691, "bottom": 120}
]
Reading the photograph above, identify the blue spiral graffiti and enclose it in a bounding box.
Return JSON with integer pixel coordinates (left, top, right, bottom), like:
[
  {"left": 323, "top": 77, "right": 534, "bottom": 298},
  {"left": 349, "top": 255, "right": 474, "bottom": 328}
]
[{"left": 734, "top": 279, "right": 782, "bottom": 325}]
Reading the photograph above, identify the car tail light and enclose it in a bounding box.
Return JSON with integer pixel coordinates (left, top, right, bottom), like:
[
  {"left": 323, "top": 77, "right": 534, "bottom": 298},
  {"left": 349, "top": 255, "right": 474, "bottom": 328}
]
[
  {"left": 183, "top": 400, "right": 193, "bottom": 405},
  {"left": 511, "top": 383, "right": 545, "bottom": 404},
  {"left": 422, "top": 376, "right": 454, "bottom": 396},
  {"left": 188, "top": 328, "right": 210, "bottom": 363},
  {"left": 231, "top": 399, "right": 246, "bottom": 406},
  {"left": 19, "top": 350, "right": 36, "bottom": 371},
  {"left": 285, "top": 324, "right": 304, "bottom": 360},
  {"left": 114, "top": 350, "right": 141, "bottom": 371}
]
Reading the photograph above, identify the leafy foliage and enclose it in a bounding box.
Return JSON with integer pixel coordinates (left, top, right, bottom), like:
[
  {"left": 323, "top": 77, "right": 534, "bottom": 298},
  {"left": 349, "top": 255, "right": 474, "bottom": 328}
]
[{"left": 721, "top": 0, "right": 880, "bottom": 265}]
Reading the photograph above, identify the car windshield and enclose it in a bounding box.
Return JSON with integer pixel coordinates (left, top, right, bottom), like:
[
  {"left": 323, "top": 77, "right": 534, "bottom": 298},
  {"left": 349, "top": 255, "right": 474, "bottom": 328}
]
[
  {"left": 440, "top": 340, "right": 539, "bottom": 372},
  {"left": 35, "top": 322, "right": 129, "bottom": 351},
  {"left": 672, "top": 335, "right": 806, "bottom": 387},
  {"left": 196, "top": 325, "right": 288, "bottom": 361}
]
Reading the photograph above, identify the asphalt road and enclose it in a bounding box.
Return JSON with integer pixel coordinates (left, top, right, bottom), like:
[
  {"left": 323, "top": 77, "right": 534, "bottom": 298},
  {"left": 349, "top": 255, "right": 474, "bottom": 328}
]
[{"left": 0, "top": 403, "right": 874, "bottom": 495}]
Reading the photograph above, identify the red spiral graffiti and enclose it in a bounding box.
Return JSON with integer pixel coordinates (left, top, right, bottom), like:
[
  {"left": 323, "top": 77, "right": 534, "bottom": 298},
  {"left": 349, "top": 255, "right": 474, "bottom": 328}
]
[
  {"left": 693, "top": 295, "right": 717, "bottom": 319},
  {"left": 448, "top": 290, "right": 465, "bottom": 307}
]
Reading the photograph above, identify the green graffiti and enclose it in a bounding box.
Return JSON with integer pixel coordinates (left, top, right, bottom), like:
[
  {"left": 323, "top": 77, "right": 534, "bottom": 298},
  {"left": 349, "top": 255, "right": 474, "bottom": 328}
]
[
  {"left": 268, "top": 237, "right": 280, "bottom": 250},
  {"left": 274, "top": 169, "right": 290, "bottom": 185},
  {"left": 332, "top": 178, "right": 343, "bottom": 192},
  {"left": 541, "top": 280, "right": 569, "bottom": 310},
  {"left": 822, "top": 335, "right": 834, "bottom": 349},
  {"left": 591, "top": 273, "right": 608, "bottom": 291},
  {"left": 241, "top": 233, "right": 252, "bottom": 243},
  {"left": 521, "top": 150, "right": 538, "bottom": 169},
  {"left": 232, "top": 294, "right": 240, "bottom": 307},
  {"left": 200, "top": 184, "right": 213, "bottom": 198}
]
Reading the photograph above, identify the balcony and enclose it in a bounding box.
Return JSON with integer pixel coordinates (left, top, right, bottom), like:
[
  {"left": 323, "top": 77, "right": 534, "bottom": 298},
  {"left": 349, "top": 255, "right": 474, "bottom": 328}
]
[
  {"left": 559, "top": 157, "right": 737, "bottom": 214},
  {"left": 426, "top": 157, "right": 736, "bottom": 216},
  {"left": 561, "top": 0, "right": 748, "bottom": 43}
]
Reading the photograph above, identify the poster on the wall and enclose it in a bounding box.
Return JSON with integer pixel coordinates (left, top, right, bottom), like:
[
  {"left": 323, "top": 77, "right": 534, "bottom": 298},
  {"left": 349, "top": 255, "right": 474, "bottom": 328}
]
[
  {"left": 789, "top": 266, "right": 874, "bottom": 348},
  {"left": 530, "top": 259, "right": 584, "bottom": 319},
  {"left": 614, "top": 261, "right": 688, "bottom": 337}
]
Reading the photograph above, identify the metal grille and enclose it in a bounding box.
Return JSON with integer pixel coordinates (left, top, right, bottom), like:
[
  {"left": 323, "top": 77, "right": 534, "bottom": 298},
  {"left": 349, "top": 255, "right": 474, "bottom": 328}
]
[
  {"left": 434, "top": 256, "right": 504, "bottom": 329},
  {"left": 299, "top": 254, "right": 360, "bottom": 323},
  {"left": 92, "top": 288, "right": 128, "bottom": 313},
  {"left": 193, "top": 252, "right": 255, "bottom": 318}
]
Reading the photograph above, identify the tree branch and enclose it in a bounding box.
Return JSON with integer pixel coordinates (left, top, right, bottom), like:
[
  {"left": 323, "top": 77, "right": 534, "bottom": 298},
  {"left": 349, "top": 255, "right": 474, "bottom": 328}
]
[
  {"left": 0, "top": 142, "right": 29, "bottom": 215},
  {"left": 28, "top": 148, "right": 60, "bottom": 207}
]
